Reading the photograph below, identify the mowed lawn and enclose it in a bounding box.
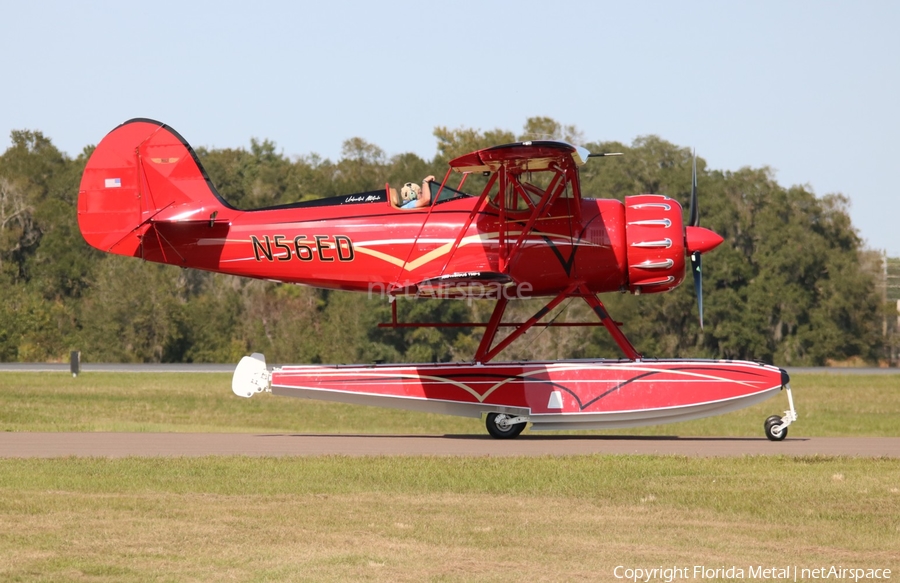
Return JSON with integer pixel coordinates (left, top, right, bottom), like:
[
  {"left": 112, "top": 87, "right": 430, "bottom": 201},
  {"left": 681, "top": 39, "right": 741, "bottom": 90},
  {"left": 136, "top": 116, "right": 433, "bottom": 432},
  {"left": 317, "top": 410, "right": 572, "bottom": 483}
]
[
  {"left": 0, "top": 371, "right": 898, "bottom": 582},
  {"left": 0, "top": 455, "right": 898, "bottom": 582}
]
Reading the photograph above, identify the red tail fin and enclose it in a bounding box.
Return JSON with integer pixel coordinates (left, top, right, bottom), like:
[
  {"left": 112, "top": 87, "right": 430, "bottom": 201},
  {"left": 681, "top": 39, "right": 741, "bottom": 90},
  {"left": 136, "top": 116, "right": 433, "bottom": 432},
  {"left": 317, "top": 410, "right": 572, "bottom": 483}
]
[{"left": 78, "top": 118, "right": 233, "bottom": 257}]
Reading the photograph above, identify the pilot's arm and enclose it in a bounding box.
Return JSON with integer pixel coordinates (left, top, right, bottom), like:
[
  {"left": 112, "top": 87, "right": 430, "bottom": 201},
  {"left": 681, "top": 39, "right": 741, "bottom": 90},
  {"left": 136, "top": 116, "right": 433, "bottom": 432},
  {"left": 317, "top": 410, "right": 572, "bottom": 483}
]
[{"left": 417, "top": 175, "right": 435, "bottom": 207}]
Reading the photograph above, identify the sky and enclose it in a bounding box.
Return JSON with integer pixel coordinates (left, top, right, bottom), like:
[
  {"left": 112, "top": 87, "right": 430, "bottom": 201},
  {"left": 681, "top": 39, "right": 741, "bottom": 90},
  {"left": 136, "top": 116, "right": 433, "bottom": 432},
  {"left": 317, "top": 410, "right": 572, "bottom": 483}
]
[{"left": 2, "top": 0, "right": 899, "bottom": 256}]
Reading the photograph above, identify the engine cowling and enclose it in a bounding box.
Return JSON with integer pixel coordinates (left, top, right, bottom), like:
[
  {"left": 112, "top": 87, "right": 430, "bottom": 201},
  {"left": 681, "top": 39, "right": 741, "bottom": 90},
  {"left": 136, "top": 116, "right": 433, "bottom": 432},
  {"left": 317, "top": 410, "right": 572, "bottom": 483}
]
[{"left": 623, "top": 194, "right": 686, "bottom": 294}]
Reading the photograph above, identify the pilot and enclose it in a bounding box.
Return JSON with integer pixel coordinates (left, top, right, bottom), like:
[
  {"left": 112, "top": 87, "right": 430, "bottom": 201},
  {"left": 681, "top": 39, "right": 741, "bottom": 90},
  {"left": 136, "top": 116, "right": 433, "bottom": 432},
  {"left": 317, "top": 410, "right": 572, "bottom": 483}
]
[{"left": 392, "top": 175, "right": 435, "bottom": 209}]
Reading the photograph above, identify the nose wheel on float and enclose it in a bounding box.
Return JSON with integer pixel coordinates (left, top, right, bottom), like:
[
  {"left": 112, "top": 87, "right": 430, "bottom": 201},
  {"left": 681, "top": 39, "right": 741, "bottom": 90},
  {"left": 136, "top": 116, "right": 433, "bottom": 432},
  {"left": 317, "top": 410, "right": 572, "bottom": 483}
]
[{"left": 764, "top": 383, "right": 797, "bottom": 441}]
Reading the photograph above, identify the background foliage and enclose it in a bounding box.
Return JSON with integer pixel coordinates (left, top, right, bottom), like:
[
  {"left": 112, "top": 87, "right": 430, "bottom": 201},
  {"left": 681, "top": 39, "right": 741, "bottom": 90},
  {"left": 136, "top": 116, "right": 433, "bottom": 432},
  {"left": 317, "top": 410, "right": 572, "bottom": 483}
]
[{"left": 0, "top": 118, "right": 892, "bottom": 365}]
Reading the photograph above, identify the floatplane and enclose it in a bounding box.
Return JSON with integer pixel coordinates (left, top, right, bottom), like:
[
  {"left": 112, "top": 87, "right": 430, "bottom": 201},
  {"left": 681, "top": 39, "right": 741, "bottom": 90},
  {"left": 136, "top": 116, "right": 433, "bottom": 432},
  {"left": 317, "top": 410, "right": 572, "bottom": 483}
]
[{"left": 77, "top": 119, "right": 796, "bottom": 439}]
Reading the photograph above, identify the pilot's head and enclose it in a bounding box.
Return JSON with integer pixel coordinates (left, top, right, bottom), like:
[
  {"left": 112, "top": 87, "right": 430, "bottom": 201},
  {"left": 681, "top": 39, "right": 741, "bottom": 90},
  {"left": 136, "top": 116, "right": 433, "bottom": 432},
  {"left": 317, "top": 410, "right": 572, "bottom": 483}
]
[{"left": 400, "top": 182, "right": 420, "bottom": 202}]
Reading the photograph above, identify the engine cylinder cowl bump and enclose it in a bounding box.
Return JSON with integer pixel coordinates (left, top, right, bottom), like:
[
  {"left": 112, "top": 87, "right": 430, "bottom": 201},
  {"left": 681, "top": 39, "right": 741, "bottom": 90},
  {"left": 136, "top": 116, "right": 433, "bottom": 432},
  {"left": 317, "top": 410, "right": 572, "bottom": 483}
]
[{"left": 623, "top": 194, "right": 685, "bottom": 294}]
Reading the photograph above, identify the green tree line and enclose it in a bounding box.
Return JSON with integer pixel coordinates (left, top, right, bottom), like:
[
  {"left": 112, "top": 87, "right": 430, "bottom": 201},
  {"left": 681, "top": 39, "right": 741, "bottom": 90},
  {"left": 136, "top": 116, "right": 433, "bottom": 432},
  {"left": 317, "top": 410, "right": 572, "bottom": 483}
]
[{"left": 0, "top": 118, "right": 889, "bottom": 365}]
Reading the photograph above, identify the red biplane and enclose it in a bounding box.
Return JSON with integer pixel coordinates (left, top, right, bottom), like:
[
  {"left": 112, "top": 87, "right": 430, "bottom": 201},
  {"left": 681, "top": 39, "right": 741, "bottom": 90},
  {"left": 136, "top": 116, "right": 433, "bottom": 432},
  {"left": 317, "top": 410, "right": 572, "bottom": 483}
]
[{"left": 77, "top": 118, "right": 797, "bottom": 440}]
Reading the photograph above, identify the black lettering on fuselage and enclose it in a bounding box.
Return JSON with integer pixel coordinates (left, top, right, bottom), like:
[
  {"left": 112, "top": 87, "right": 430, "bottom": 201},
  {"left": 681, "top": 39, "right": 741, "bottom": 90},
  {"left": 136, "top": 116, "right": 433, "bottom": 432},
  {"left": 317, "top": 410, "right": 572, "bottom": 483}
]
[
  {"left": 273, "top": 235, "right": 292, "bottom": 261},
  {"left": 251, "top": 235, "right": 273, "bottom": 261},
  {"left": 293, "top": 235, "right": 314, "bottom": 261},
  {"left": 314, "top": 235, "right": 334, "bottom": 262},
  {"left": 334, "top": 235, "right": 354, "bottom": 261},
  {"left": 251, "top": 234, "right": 354, "bottom": 263}
]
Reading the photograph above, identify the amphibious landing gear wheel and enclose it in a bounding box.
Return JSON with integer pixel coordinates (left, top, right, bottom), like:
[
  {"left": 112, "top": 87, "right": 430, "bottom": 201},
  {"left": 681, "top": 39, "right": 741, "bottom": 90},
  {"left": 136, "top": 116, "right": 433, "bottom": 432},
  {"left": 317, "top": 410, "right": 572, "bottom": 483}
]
[
  {"left": 764, "top": 415, "right": 787, "bottom": 441},
  {"left": 486, "top": 413, "right": 526, "bottom": 439}
]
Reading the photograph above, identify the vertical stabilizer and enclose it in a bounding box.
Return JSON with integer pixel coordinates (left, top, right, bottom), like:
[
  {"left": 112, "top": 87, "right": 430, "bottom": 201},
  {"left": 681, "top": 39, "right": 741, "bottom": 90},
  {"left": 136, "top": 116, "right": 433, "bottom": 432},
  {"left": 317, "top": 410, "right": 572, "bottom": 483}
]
[{"left": 77, "top": 118, "right": 234, "bottom": 258}]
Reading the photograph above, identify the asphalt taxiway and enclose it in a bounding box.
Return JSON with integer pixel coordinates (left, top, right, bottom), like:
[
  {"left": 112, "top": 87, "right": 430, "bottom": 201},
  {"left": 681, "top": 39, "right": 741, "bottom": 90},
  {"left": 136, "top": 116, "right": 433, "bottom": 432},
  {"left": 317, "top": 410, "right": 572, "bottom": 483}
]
[{"left": 1, "top": 433, "right": 898, "bottom": 458}]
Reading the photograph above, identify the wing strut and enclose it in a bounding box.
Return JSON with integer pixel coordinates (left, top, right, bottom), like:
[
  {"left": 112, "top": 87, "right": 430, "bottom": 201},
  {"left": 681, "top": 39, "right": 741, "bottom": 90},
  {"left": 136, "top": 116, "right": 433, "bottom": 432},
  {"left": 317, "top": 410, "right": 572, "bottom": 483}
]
[
  {"left": 579, "top": 286, "right": 642, "bottom": 360},
  {"left": 437, "top": 172, "right": 499, "bottom": 277},
  {"left": 392, "top": 169, "right": 455, "bottom": 289},
  {"left": 474, "top": 282, "right": 579, "bottom": 363},
  {"left": 497, "top": 164, "right": 509, "bottom": 271},
  {"left": 470, "top": 283, "right": 641, "bottom": 364},
  {"left": 503, "top": 166, "right": 567, "bottom": 270}
]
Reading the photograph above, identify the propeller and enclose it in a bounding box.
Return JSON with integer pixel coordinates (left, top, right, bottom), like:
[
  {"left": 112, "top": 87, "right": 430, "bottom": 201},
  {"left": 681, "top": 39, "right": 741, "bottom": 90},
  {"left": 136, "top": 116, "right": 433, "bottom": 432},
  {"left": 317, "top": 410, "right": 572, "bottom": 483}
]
[
  {"left": 684, "top": 151, "right": 723, "bottom": 329},
  {"left": 688, "top": 152, "right": 699, "bottom": 228}
]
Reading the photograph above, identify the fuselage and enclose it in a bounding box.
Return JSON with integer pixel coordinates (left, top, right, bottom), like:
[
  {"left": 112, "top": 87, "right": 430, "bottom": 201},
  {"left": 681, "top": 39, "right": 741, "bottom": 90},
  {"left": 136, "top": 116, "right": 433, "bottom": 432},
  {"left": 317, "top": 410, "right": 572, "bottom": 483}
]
[{"left": 147, "top": 194, "right": 632, "bottom": 297}]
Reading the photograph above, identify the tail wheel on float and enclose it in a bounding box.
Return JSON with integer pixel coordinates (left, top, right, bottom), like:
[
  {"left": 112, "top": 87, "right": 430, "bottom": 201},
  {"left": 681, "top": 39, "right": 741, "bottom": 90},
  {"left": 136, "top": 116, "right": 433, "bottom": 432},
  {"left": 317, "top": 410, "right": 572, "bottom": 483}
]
[
  {"left": 486, "top": 412, "right": 527, "bottom": 439},
  {"left": 764, "top": 414, "right": 788, "bottom": 441}
]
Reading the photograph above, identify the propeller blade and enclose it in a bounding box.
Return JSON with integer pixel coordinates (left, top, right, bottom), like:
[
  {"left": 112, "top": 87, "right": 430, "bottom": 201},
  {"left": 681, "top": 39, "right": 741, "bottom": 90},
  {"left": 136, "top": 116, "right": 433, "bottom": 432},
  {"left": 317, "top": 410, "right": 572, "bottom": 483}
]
[
  {"left": 686, "top": 151, "right": 704, "bottom": 329},
  {"left": 691, "top": 251, "right": 703, "bottom": 329},
  {"left": 688, "top": 151, "right": 699, "bottom": 227}
]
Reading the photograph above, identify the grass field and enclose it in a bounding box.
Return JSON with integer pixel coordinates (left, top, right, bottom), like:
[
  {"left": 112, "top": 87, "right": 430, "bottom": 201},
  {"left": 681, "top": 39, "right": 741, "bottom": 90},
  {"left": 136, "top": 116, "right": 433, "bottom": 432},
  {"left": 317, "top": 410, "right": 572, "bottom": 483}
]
[
  {"left": 1, "top": 455, "right": 898, "bottom": 582},
  {"left": 1, "top": 372, "right": 899, "bottom": 582}
]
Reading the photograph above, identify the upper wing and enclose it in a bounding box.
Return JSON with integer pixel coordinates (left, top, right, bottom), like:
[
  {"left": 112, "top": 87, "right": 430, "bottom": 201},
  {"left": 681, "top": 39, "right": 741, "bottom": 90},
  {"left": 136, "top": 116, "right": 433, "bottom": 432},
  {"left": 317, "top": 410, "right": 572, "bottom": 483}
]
[{"left": 448, "top": 140, "right": 591, "bottom": 174}]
